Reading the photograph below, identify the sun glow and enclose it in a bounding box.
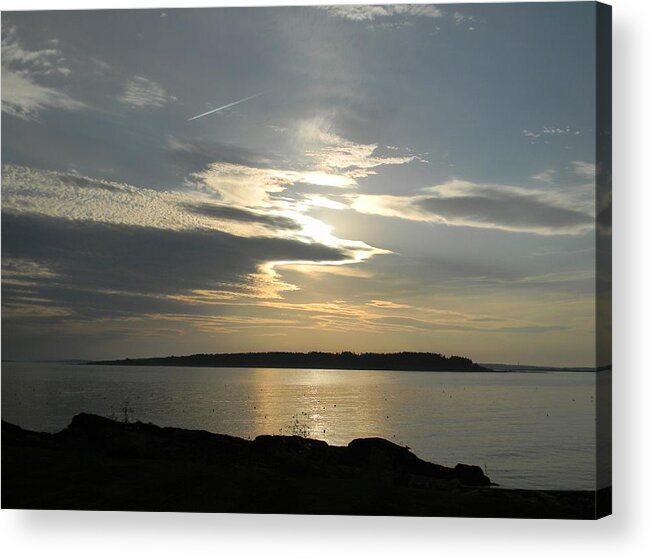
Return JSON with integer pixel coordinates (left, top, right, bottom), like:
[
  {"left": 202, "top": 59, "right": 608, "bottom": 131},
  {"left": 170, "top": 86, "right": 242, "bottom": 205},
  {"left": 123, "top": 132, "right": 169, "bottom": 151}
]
[{"left": 300, "top": 171, "right": 355, "bottom": 188}]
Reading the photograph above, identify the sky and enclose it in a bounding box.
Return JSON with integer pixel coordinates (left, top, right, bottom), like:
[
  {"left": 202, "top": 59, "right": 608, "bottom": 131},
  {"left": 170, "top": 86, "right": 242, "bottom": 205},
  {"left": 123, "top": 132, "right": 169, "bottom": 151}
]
[{"left": 1, "top": 4, "right": 609, "bottom": 366}]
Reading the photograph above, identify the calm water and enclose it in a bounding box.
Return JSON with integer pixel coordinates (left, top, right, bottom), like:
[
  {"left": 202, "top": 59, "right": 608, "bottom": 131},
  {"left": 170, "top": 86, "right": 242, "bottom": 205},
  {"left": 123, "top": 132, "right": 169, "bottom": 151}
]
[{"left": 1, "top": 362, "right": 605, "bottom": 490}]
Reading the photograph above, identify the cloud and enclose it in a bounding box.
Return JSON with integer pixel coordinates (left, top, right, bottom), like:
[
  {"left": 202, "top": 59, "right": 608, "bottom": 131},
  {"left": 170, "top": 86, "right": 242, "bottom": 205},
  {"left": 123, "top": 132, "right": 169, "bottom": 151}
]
[
  {"left": 1, "top": 67, "right": 84, "bottom": 119},
  {"left": 1, "top": 164, "right": 593, "bottom": 358},
  {"left": 184, "top": 118, "right": 420, "bottom": 266},
  {"left": 374, "top": 315, "right": 565, "bottom": 334},
  {"left": 307, "top": 136, "right": 418, "bottom": 180},
  {"left": 255, "top": 297, "right": 565, "bottom": 337},
  {"left": 1, "top": 212, "right": 347, "bottom": 298},
  {"left": 2, "top": 165, "right": 216, "bottom": 232},
  {"left": 0, "top": 208, "right": 366, "bottom": 352},
  {"left": 292, "top": 116, "right": 419, "bottom": 180},
  {"left": 184, "top": 202, "right": 302, "bottom": 231},
  {"left": 367, "top": 299, "right": 411, "bottom": 309},
  {"left": 532, "top": 161, "right": 595, "bottom": 186},
  {"left": 531, "top": 169, "right": 556, "bottom": 183},
  {"left": 117, "top": 75, "right": 173, "bottom": 107},
  {"left": 194, "top": 163, "right": 321, "bottom": 207},
  {"left": 167, "top": 136, "right": 277, "bottom": 170},
  {"left": 187, "top": 117, "right": 419, "bottom": 232},
  {"left": 1, "top": 159, "right": 368, "bottom": 334},
  {"left": 319, "top": 5, "right": 443, "bottom": 22},
  {"left": 2, "top": 25, "right": 61, "bottom": 70},
  {"left": 350, "top": 179, "right": 595, "bottom": 235},
  {"left": 317, "top": 5, "right": 481, "bottom": 30},
  {"left": 165, "top": 118, "right": 431, "bottom": 284},
  {"left": 523, "top": 126, "right": 582, "bottom": 143},
  {"left": 572, "top": 160, "right": 596, "bottom": 180},
  {"left": 89, "top": 57, "right": 112, "bottom": 71},
  {"left": 452, "top": 11, "right": 476, "bottom": 25},
  {"left": 1, "top": 25, "right": 84, "bottom": 119},
  {"left": 1, "top": 164, "right": 357, "bottom": 246},
  {"left": 2, "top": 164, "right": 390, "bottom": 307},
  {"left": 180, "top": 117, "right": 418, "bottom": 209}
]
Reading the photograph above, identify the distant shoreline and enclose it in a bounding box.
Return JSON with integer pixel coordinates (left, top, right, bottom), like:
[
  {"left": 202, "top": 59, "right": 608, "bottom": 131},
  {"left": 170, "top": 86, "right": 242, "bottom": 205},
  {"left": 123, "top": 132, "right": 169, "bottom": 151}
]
[
  {"left": 87, "top": 351, "right": 492, "bottom": 372},
  {"left": 2, "top": 357, "right": 606, "bottom": 373},
  {"left": 482, "top": 363, "right": 607, "bottom": 373}
]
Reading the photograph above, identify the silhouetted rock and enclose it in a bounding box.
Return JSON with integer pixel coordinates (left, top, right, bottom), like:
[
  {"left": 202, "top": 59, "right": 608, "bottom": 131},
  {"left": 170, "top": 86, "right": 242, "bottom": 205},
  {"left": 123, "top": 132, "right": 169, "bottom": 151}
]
[
  {"left": 344, "top": 438, "right": 454, "bottom": 484},
  {"left": 1, "top": 414, "right": 608, "bottom": 518},
  {"left": 454, "top": 464, "right": 492, "bottom": 486},
  {"left": 48, "top": 414, "right": 492, "bottom": 486},
  {"left": 1, "top": 420, "right": 55, "bottom": 448}
]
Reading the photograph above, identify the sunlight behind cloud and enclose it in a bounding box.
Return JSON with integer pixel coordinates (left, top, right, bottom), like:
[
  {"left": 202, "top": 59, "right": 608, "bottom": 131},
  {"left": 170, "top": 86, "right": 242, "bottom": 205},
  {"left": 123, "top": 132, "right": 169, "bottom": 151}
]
[
  {"left": 0, "top": 5, "right": 603, "bottom": 367},
  {"left": 350, "top": 178, "right": 596, "bottom": 235}
]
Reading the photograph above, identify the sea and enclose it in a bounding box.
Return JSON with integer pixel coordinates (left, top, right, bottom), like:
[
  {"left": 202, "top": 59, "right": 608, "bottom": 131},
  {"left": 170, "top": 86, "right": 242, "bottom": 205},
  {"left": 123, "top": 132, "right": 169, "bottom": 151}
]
[{"left": 1, "top": 362, "right": 610, "bottom": 490}]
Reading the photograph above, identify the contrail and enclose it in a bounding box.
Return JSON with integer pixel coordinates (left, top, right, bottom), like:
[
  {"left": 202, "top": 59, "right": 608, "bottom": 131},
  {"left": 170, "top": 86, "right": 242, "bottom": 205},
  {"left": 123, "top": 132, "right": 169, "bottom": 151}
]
[{"left": 187, "top": 93, "right": 261, "bottom": 121}]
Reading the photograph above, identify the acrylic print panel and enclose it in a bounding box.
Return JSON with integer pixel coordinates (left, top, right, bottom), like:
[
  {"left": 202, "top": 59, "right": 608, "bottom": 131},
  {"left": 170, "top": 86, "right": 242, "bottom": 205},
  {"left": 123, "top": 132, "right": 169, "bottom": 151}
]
[{"left": 1, "top": 3, "right": 611, "bottom": 519}]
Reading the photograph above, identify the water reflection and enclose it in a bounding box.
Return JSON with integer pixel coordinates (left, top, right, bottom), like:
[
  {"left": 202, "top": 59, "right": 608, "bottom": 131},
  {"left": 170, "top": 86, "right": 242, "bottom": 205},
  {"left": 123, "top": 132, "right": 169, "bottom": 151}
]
[
  {"left": 1, "top": 363, "right": 597, "bottom": 490},
  {"left": 246, "top": 369, "right": 390, "bottom": 445}
]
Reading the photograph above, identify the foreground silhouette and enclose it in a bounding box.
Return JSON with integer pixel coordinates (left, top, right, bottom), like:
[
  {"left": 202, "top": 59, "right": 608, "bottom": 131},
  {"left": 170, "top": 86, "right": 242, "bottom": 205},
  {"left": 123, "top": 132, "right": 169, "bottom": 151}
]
[
  {"left": 91, "top": 351, "right": 492, "bottom": 372},
  {"left": 2, "top": 414, "right": 609, "bottom": 518}
]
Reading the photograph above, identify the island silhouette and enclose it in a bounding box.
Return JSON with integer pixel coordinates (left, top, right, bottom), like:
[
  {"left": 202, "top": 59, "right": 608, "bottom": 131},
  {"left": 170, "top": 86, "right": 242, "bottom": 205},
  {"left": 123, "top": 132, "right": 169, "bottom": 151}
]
[{"left": 90, "top": 351, "right": 492, "bottom": 372}]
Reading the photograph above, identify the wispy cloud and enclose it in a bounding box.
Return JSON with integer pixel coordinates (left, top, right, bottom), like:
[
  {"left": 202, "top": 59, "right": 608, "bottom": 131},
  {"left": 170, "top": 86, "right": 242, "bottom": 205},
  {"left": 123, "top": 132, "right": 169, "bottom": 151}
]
[
  {"left": 1, "top": 67, "right": 84, "bottom": 119},
  {"left": 1, "top": 25, "right": 69, "bottom": 75},
  {"left": 0, "top": 6, "right": 602, "bottom": 364},
  {"left": 350, "top": 179, "right": 595, "bottom": 235},
  {"left": 117, "top": 75, "right": 173, "bottom": 108},
  {"left": 292, "top": 116, "right": 420, "bottom": 180},
  {"left": 571, "top": 160, "right": 596, "bottom": 180},
  {"left": 531, "top": 169, "right": 556, "bottom": 183},
  {"left": 1, "top": 163, "right": 368, "bottom": 331},
  {"left": 317, "top": 4, "right": 480, "bottom": 29},
  {"left": 452, "top": 11, "right": 474, "bottom": 25},
  {"left": 1, "top": 163, "right": 388, "bottom": 302},
  {"left": 523, "top": 125, "right": 583, "bottom": 143},
  {"left": 184, "top": 202, "right": 302, "bottom": 232},
  {"left": 319, "top": 5, "right": 443, "bottom": 22},
  {"left": 190, "top": 116, "right": 418, "bottom": 208},
  {"left": 2, "top": 165, "right": 216, "bottom": 232},
  {"left": 184, "top": 118, "right": 420, "bottom": 270},
  {"left": 1, "top": 24, "right": 84, "bottom": 119}
]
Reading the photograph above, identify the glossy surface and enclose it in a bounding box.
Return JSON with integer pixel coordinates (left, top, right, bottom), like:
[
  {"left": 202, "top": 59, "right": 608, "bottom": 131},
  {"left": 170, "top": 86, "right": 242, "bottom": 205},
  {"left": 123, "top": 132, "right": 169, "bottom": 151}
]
[{"left": 1, "top": 363, "right": 599, "bottom": 490}]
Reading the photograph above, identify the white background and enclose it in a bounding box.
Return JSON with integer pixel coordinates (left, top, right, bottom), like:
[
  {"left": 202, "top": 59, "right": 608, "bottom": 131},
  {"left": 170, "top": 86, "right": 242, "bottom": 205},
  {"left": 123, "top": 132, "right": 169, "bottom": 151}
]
[{"left": 1, "top": 0, "right": 649, "bottom": 557}]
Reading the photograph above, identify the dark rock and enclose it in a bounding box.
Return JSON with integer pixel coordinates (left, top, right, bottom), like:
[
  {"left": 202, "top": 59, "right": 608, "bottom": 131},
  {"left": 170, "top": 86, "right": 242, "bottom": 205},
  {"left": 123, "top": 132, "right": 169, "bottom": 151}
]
[
  {"left": 1, "top": 414, "right": 605, "bottom": 518},
  {"left": 1, "top": 420, "right": 55, "bottom": 448},
  {"left": 453, "top": 463, "right": 494, "bottom": 487}
]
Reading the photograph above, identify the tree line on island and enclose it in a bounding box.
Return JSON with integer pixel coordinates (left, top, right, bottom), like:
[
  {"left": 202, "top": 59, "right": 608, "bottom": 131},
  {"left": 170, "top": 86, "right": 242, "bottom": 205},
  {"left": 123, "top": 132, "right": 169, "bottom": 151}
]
[{"left": 90, "top": 351, "right": 492, "bottom": 372}]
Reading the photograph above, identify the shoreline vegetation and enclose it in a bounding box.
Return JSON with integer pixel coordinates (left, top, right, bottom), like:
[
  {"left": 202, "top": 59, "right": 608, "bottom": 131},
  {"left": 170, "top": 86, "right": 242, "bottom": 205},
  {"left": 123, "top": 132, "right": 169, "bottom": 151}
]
[
  {"left": 2, "top": 413, "right": 610, "bottom": 518},
  {"left": 89, "top": 351, "right": 492, "bottom": 372}
]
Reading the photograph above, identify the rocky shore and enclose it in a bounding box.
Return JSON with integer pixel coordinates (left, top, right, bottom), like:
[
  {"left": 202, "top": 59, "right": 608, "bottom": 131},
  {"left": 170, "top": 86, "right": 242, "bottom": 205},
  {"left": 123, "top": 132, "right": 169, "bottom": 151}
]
[{"left": 2, "top": 414, "right": 609, "bottom": 518}]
